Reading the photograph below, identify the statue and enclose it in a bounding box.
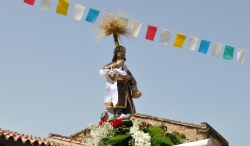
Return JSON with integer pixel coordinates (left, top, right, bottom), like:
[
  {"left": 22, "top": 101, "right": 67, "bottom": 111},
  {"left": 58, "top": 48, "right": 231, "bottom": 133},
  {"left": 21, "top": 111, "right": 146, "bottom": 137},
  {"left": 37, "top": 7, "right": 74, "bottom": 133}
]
[
  {"left": 102, "top": 46, "right": 141, "bottom": 118},
  {"left": 96, "top": 13, "right": 142, "bottom": 118}
]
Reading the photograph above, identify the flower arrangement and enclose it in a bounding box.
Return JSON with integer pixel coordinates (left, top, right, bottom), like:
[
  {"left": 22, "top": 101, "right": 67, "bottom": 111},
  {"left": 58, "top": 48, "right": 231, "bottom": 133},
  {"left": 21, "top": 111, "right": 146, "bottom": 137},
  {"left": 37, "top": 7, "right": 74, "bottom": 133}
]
[{"left": 85, "top": 115, "right": 189, "bottom": 146}]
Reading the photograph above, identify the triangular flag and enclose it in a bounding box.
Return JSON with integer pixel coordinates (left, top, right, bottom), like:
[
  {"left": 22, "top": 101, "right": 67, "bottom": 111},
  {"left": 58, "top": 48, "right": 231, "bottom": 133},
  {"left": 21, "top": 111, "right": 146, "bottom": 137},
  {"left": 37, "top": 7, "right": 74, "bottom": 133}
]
[
  {"left": 173, "top": 33, "right": 186, "bottom": 48},
  {"left": 85, "top": 8, "right": 100, "bottom": 23},
  {"left": 146, "top": 25, "right": 157, "bottom": 41},
  {"left": 237, "top": 48, "right": 246, "bottom": 63},
  {"left": 198, "top": 40, "right": 211, "bottom": 54},
  {"left": 40, "top": 0, "right": 53, "bottom": 11},
  {"left": 128, "top": 20, "right": 142, "bottom": 37},
  {"left": 56, "top": 0, "right": 70, "bottom": 16},
  {"left": 188, "top": 36, "right": 199, "bottom": 51},
  {"left": 211, "top": 43, "right": 223, "bottom": 58},
  {"left": 223, "top": 46, "right": 234, "bottom": 60},
  {"left": 72, "top": 4, "right": 85, "bottom": 21},
  {"left": 159, "top": 29, "right": 172, "bottom": 45},
  {"left": 24, "top": 0, "right": 35, "bottom": 6}
]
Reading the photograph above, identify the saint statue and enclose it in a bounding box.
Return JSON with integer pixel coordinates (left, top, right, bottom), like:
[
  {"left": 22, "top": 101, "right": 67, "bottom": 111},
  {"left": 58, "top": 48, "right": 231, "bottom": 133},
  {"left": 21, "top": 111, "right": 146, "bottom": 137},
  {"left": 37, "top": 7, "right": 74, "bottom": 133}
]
[
  {"left": 96, "top": 13, "right": 142, "bottom": 118},
  {"left": 103, "top": 46, "right": 141, "bottom": 118}
]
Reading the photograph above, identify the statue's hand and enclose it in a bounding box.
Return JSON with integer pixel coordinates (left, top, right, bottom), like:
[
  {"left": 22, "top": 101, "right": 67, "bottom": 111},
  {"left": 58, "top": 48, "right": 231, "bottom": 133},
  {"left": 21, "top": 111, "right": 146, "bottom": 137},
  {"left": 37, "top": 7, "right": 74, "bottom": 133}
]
[{"left": 116, "top": 59, "right": 124, "bottom": 67}]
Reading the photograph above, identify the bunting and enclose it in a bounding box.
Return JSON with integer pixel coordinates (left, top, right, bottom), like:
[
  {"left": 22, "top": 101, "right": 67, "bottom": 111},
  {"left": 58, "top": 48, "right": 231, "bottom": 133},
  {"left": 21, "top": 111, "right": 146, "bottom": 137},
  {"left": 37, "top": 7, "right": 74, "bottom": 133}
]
[
  {"left": 211, "top": 43, "right": 223, "bottom": 58},
  {"left": 188, "top": 36, "right": 199, "bottom": 51},
  {"left": 24, "top": 0, "right": 35, "bottom": 6},
  {"left": 146, "top": 25, "right": 157, "bottom": 41},
  {"left": 128, "top": 20, "right": 142, "bottom": 37},
  {"left": 85, "top": 8, "right": 100, "bottom": 23},
  {"left": 120, "top": 17, "right": 129, "bottom": 24},
  {"left": 7, "top": 1, "right": 248, "bottom": 64},
  {"left": 159, "top": 29, "right": 172, "bottom": 45},
  {"left": 72, "top": 4, "right": 85, "bottom": 21},
  {"left": 56, "top": 0, "right": 70, "bottom": 16},
  {"left": 237, "top": 49, "right": 246, "bottom": 63},
  {"left": 223, "top": 46, "right": 234, "bottom": 60},
  {"left": 173, "top": 33, "right": 186, "bottom": 48},
  {"left": 40, "top": 0, "right": 53, "bottom": 11},
  {"left": 198, "top": 40, "right": 211, "bottom": 54}
]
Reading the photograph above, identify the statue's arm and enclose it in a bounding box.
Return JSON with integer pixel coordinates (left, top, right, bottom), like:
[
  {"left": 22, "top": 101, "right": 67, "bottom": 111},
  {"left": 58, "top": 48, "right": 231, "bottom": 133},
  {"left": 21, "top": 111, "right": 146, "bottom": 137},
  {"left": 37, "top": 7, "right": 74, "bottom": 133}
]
[
  {"left": 126, "top": 70, "right": 137, "bottom": 85},
  {"left": 103, "top": 62, "right": 119, "bottom": 69}
]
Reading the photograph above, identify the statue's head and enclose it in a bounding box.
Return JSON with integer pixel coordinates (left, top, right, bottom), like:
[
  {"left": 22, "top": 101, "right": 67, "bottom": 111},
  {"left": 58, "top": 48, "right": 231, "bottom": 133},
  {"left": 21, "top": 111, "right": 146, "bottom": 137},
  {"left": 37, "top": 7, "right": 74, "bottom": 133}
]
[{"left": 112, "top": 46, "right": 126, "bottom": 62}]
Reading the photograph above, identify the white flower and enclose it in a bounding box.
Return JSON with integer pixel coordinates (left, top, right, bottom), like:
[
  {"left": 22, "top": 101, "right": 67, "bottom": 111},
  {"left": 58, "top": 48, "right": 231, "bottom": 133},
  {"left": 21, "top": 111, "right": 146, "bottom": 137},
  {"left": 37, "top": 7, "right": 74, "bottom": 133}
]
[
  {"left": 129, "top": 118, "right": 151, "bottom": 146},
  {"left": 86, "top": 122, "right": 114, "bottom": 146}
]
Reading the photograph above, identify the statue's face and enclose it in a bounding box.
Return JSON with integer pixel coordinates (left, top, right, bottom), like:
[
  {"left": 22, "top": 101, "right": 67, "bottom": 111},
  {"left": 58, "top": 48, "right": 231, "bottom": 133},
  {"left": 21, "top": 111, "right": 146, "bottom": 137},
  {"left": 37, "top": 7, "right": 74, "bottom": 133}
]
[{"left": 119, "top": 47, "right": 126, "bottom": 58}]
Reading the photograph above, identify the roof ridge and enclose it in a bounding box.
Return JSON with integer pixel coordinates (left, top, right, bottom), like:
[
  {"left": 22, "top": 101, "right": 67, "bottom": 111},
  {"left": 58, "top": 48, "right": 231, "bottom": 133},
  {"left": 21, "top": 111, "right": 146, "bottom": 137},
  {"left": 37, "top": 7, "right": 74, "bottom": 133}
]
[{"left": 0, "top": 127, "right": 68, "bottom": 146}]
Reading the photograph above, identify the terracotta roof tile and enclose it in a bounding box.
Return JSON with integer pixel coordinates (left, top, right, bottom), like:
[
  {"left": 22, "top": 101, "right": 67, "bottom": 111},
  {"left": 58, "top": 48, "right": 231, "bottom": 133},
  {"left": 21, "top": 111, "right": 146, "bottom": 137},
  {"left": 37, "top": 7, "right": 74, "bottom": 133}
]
[
  {"left": 48, "top": 133, "right": 84, "bottom": 145},
  {"left": 0, "top": 128, "right": 69, "bottom": 146},
  {"left": 134, "top": 113, "right": 201, "bottom": 127}
]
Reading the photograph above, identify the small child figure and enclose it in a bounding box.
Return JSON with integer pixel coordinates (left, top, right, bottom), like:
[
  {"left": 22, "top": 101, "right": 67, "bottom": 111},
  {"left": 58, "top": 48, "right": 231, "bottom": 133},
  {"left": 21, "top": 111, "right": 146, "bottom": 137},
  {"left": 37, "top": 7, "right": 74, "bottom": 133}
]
[{"left": 99, "top": 111, "right": 109, "bottom": 126}]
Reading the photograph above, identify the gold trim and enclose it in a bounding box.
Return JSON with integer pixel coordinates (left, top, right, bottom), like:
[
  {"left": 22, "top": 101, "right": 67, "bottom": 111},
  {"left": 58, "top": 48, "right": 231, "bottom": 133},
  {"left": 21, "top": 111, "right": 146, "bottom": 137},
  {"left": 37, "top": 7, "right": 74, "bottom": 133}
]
[{"left": 104, "top": 102, "right": 112, "bottom": 108}]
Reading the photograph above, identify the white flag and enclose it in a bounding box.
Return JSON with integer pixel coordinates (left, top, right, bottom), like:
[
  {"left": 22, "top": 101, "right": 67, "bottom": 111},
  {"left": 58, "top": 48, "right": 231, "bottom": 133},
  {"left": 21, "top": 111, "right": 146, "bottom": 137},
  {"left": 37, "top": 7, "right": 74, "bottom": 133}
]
[
  {"left": 40, "top": 0, "right": 53, "bottom": 11},
  {"left": 211, "top": 42, "right": 223, "bottom": 58},
  {"left": 102, "top": 12, "right": 113, "bottom": 23},
  {"left": 237, "top": 48, "right": 246, "bottom": 63},
  {"left": 188, "top": 36, "right": 199, "bottom": 51},
  {"left": 128, "top": 20, "right": 142, "bottom": 37},
  {"left": 159, "top": 29, "right": 172, "bottom": 45},
  {"left": 72, "top": 4, "right": 85, "bottom": 21}
]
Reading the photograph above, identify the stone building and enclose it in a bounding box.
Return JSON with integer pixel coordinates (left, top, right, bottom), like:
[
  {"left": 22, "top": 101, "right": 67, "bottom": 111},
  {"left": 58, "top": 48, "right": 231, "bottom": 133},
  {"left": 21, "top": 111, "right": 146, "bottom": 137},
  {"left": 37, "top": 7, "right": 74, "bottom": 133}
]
[{"left": 0, "top": 113, "right": 229, "bottom": 146}]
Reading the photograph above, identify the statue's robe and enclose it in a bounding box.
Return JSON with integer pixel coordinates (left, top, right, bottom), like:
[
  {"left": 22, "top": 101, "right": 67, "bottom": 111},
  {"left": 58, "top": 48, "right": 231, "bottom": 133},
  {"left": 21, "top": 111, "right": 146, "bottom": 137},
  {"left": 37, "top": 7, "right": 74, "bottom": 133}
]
[{"left": 103, "top": 62, "right": 136, "bottom": 114}]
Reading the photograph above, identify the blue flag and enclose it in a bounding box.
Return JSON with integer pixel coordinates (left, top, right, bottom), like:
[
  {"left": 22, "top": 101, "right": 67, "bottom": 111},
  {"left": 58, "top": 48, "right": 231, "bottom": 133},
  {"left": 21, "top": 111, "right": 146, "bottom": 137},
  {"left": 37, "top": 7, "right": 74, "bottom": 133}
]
[
  {"left": 85, "top": 8, "right": 100, "bottom": 23},
  {"left": 198, "top": 40, "right": 211, "bottom": 54}
]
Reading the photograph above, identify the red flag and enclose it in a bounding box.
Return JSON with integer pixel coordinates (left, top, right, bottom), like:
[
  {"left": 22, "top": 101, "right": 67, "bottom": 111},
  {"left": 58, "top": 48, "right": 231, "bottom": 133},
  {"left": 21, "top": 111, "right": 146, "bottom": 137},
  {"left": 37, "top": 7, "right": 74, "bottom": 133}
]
[
  {"left": 146, "top": 25, "right": 157, "bottom": 41},
  {"left": 24, "top": 0, "right": 35, "bottom": 6}
]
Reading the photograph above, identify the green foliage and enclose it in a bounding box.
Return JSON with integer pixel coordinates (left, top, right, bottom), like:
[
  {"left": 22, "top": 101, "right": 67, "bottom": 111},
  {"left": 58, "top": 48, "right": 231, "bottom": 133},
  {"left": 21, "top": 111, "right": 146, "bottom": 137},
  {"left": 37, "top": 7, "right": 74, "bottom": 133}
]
[
  {"left": 166, "top": 131, "right": 188, "bottom": 145},
  {"left": 144, "top": 126, "right": 175, "bottom": 146}
]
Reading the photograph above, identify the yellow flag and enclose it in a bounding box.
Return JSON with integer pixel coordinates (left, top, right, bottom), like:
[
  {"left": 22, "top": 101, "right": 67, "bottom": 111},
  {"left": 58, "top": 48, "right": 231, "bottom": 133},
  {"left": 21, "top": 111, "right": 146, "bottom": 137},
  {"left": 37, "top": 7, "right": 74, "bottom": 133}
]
[
  {"left": 56, "top": 0, "right": 70, "bottom": 16},
  {"left": 173, "top": 33, "right": 186, "bottom": 48}
]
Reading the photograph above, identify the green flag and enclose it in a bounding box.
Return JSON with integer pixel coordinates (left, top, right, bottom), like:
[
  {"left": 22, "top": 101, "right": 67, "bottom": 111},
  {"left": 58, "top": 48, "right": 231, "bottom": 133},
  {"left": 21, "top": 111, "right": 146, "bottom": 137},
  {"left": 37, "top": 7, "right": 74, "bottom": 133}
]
[{"left": 223, "top": 46, "right": 234, "bottom": 60}]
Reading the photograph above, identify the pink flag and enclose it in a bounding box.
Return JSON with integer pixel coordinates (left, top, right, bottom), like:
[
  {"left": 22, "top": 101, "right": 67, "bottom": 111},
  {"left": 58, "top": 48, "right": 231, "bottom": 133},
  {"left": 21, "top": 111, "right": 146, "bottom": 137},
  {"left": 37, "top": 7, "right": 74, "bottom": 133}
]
[
  {"left": 146, "top": 25, "right": 157, "bottom": 41},
  {"left": 24, "top": 0, "right": 35, "bottom": 6}
]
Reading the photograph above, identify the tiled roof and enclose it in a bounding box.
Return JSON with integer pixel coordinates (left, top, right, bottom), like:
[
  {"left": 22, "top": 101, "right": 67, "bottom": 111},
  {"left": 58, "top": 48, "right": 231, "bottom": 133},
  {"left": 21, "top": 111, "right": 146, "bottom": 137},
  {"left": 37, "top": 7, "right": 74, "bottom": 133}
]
[
  {"left": 48, "top": 133, "right": 84, "bottom": 145},
  {"left": 134, "top": 113, "right": 228, "bottom": 146},
  {"left": 0, "top": 128, "right": 68, "bottom": 146},
  {"left": 134, "top": 113, "right": 201, "bottom": 128}
]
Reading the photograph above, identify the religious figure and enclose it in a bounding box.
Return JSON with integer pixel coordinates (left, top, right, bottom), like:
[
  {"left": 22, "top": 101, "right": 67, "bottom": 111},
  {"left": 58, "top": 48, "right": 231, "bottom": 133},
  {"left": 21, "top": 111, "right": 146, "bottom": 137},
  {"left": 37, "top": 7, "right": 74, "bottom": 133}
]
[
  {"left": 102, "top": 46, "right": 141, "bottom": 118},
  {"left": 96, "top": 13, "right": 142, "bottom": 118}
]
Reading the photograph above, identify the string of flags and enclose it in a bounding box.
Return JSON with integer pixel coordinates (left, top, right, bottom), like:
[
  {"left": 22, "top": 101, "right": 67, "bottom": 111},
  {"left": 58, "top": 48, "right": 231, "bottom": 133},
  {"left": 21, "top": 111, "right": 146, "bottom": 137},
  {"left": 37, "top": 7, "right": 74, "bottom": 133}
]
[{"left": 17, "top": 0, "right": 247, "bottom": 63}]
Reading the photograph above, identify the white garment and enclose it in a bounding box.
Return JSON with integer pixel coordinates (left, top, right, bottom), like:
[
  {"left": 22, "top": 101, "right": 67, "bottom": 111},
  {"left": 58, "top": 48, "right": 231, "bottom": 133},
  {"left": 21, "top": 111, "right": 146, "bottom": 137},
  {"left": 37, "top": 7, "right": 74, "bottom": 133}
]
[{"left": 99, "top": 65, "right": 129, "bottom": 111}]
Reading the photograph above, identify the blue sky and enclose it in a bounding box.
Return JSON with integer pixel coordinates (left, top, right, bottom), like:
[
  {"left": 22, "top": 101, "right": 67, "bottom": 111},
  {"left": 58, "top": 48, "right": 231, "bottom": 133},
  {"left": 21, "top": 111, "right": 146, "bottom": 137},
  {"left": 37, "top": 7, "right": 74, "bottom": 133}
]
[{"left": 1, "top": 0, "right": 249, "bottom": 145}]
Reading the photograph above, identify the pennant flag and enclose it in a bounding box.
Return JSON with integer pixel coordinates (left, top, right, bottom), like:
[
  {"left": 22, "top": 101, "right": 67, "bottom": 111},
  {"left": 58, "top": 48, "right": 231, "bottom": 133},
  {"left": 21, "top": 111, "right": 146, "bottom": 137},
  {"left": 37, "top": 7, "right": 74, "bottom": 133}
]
[
  {"left": 159, "top": 29, "right": 172, "bottom": 45},
  {"left": 24, "top": 0, "right": 35, "bottom": 6},
  {"left": 40, "top": 0, "right": 53, "bottom": 11},
  {"left": 173, "top": 33, "right": 186, "bottom": 48},
  {"left": 128, "top": 20, "right": 142, "bottom": 37},
  {"left": 188, "top": 36, "right": 199, "bottom": 51},
  {"left": 72, "top": 4, "right": 85, "bottom": 21},
  {"left": 211, "top": 43, "right": 223, "bottom": 58},
  {"left": 56, "top": 0, "right": 70, "bottom": 16},
  {"left": 85, "top": 8, "right": 100, "bottom": 23},
  {"left": 223, "top": 46, "right": 234, "bottom": 60},
  {"left": 146, "top": 25, "right": 157, "bottom": 41},
  {"left": 237, "top": 48, "right": 246, "bottom": 63},
  {"left": 198, "top": 40, "right": 211, "bottom": 54},
  {"left": 120, "top": 17, "right": 129, "bottom": 24}
]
